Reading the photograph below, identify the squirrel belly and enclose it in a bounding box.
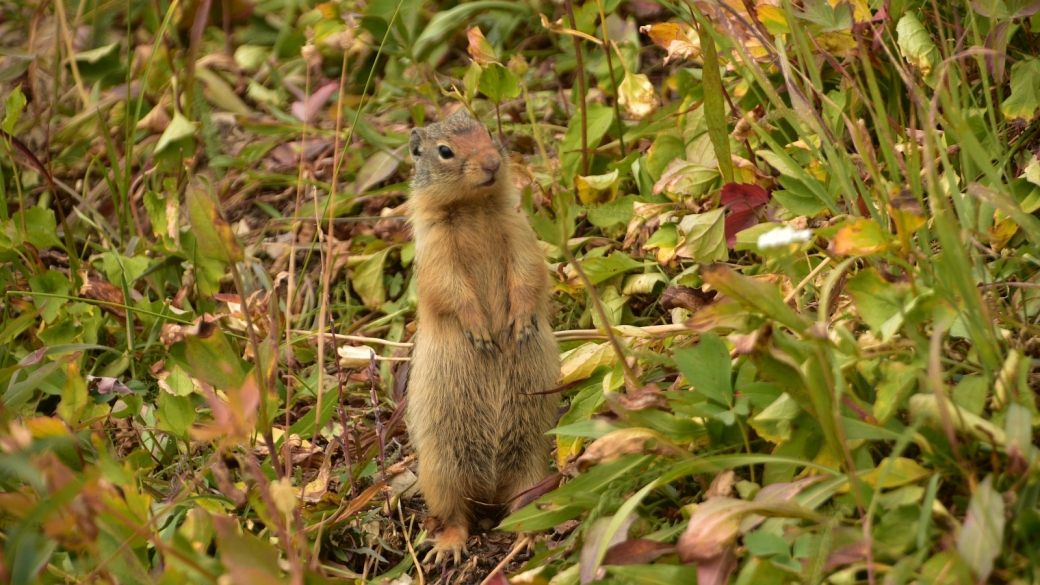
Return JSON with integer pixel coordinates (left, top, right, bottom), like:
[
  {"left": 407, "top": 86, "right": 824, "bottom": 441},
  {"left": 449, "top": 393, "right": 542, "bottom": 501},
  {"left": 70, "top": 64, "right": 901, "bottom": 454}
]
[{"left": 403, "top": 110, "right": 560, "bottom": 562}]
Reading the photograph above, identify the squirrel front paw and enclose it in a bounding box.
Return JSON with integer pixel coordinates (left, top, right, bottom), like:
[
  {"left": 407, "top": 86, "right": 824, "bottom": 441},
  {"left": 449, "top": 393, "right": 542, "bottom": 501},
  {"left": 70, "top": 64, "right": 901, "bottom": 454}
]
[
  {"left": 510, "top": 314, "right": 538, "bottom": 347},
  {"left": 459, "top": 312, "right": 499, "bottom": 356}
]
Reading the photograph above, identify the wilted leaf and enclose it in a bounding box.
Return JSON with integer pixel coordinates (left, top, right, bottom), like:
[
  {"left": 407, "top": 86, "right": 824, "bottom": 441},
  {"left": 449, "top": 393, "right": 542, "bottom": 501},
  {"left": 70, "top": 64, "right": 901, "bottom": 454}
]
[
  {"left": 639, "top": 23, "right": 700, "bottom": 64},
  {"left": 677, "top": 496, "right": 820, "bottom": 563},
  {"left": 337, "top": 345, "right": 376, "bottom": 368},
  {"left": 957, "top": 475, "right": 1005, "bottom": 582},
  {"left": 602, "top": 539, "right": 676, "bottom": 566},
  {"left": 576, "top": 169, "right": 621, "bottom": 204},
  {"left": 909, "top": 393, "right": 1006, "bottom": 446},
  {"left": 355, "top": 146, "right": 405, "bottom": 194},
  {"left": 290, "top": 81, "right": 338, "bottom": 123},
  {"left": 466, "top": 26, "right": 497, "bottom": 65},
  {"left": 618, "top": 72, "right": 658, "bottom": 120},
  {"left": 575, "top": 427, "right": 687, "bottom": 472}
]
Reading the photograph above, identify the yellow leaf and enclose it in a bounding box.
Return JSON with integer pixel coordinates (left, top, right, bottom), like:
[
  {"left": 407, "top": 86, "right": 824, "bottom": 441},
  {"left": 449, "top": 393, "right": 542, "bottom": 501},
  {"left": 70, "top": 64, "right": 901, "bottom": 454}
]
[
  {"left": 828, "top": 219, "right": 890, "bottom": 256},
  {"left": 838, "top": 457, "right": 931, "bottom": 493},
  {"left": 575, "top": 169, "right": 620, "bottom": 204},
  {"left": 559, "top": 342, "right": 618, "bottom": 384},
  {"left": 618, "top": 72, "right": 659, "bottom": 120}
]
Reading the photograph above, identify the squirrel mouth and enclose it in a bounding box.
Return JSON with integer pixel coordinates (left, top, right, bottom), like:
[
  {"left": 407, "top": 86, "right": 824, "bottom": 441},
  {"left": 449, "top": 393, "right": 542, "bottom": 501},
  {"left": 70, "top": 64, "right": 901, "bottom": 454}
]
[{"left": 479, "top": 176, "right": 497, "bottom": 188}]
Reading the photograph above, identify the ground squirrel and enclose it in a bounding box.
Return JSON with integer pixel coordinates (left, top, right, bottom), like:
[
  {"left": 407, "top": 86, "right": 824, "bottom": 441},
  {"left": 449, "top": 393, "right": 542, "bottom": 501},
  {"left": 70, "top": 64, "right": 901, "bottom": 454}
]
[{"left": 405, "top": 110, "right": 560, "bottom": 563}]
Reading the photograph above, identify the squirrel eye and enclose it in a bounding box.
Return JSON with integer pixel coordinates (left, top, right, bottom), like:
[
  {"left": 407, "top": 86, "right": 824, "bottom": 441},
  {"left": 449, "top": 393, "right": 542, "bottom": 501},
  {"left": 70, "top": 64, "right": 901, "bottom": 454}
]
[{"left": 438, "top": 145, "right": 454, "bottom": 159}]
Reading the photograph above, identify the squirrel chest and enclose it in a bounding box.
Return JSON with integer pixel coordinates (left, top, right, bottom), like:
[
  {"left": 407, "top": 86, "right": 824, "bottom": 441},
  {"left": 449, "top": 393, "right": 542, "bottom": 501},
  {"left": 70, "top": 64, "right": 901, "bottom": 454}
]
[{"left": 403, "top": 110, "right": 560, "bottom": 563}]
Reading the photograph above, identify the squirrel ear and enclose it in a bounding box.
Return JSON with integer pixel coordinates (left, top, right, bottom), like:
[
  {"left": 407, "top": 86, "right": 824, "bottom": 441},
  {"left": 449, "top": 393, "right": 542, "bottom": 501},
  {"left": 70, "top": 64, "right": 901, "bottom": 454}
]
[{"left": 409, "top": 128, "right": 426, "bottom": 157}]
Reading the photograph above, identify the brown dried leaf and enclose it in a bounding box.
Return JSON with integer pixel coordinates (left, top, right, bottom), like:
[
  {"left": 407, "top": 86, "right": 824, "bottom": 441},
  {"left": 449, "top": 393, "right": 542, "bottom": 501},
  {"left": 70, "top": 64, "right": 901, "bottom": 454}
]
[
  {"left": 639, "top": 22, "right": 701, "bottom": 64},
  {"left": 575, "top": 427, "right": 687, "bottom": 473}
]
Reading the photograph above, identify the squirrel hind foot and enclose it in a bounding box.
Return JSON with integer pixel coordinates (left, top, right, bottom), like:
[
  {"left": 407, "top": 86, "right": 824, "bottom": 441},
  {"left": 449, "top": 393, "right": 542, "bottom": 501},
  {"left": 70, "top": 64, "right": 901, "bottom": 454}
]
[{"left": 423, "top": 524, "right": 469, "bottom": 566}]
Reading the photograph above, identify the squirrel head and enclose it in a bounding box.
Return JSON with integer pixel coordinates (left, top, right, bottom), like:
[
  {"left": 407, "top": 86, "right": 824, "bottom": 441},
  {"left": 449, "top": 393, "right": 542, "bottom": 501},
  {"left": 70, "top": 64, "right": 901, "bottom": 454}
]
[{"left": 409, "top": 110, "right": 510, "bottom": 204}]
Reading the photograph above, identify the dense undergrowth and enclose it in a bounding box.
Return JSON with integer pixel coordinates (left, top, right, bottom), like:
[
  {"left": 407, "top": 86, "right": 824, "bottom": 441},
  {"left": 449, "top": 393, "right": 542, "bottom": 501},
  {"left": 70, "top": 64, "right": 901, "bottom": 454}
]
[{"left": 2, "top": 0, "right": 1040, "bottom": 583}]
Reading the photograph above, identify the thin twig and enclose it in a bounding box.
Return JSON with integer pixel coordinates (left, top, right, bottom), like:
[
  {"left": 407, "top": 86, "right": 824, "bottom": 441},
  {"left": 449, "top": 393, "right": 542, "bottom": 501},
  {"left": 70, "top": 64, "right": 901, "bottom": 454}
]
[{"left": 564, "top": 0, "right": 589, "bottom": 177}]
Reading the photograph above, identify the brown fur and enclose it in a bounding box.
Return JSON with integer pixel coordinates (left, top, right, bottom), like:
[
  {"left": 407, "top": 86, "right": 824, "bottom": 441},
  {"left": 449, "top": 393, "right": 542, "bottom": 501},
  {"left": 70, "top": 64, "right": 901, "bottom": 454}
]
[{"left": 405, "top": 110, "right": 560, "bottom": 562}]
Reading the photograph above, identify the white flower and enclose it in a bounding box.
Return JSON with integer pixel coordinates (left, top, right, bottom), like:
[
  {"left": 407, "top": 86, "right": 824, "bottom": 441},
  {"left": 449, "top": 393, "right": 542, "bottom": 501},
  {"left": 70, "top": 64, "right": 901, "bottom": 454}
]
[{"left": 757, "top": 226, "right": 813, "bottom": 248}]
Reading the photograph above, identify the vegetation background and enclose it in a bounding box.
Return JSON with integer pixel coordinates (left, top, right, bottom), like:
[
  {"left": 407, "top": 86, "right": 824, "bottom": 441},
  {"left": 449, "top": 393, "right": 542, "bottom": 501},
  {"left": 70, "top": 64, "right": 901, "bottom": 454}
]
[{"left": 1, "top": 0, "right": 1039, "bottom": 583}]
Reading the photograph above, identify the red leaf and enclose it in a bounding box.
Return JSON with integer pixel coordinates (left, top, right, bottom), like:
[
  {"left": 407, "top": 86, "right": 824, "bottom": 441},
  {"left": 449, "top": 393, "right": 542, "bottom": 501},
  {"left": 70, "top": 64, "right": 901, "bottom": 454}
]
[
  {"left": 603, "top": 539, "right": 676, "bottom": 566},
  {"left": 721, "top": 182, "right": 769, "bottom": 209},
  {"left": 724, "top": 208, "right": 760, "bottom": 248},
  {"left": 720, "top": 183, "right": 770, "bottom": 248}
]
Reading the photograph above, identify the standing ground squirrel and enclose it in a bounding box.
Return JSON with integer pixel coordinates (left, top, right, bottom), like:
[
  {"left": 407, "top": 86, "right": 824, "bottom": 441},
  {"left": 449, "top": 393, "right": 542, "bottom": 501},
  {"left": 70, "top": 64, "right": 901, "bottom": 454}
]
[{"left": 405, "top": 110, "right": 560, "bottom": 563}]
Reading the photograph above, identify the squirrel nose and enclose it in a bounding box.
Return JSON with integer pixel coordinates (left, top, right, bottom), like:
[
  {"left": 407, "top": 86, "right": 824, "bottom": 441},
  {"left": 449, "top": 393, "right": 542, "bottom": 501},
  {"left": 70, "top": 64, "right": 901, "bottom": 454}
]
[{"left": 482, "top": 157, "right": 501, "bottom": 175}]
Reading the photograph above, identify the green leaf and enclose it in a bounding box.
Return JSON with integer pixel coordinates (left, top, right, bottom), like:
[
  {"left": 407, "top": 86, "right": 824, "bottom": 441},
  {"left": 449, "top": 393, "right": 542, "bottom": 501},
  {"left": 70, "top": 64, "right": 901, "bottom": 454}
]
[
  {"left": 355, "top": 147, "right": 405, "bottom": 194},
  {"left": 896, "top": 13, "right": 939, "bottom": 79},
  {"left": 28, "top": 269, "right": 71, "bottom": 323},
  {"left": 185, "top": 175, "right": 243, "bottom": 265},
  {"left": 847, "top": 268, "right": 909, "bottom": 341},
  {"left": 677, "top": 209, "right": 727, "bottom": 262},
  {"left": 57, "top": 363, "right": 88, "bottom": 426},
  {"left": 580, "top": 253, "right": 644, "bottom": 285},
  {"left": 796, "top": 0, "right": 853, "bottom": 31},
  {"left": 15, "top": 207, "right": 62, "bottom": 250},
  {"left": 749, "top": 393, "right": 801, "bottom": 443},
  {"left": 587, "top": 196, "right": 634, "bottom": 228},
  {"left": 772, "top": 176, "right": 829, "bottom": 217},
  {"left": 562, "top": 104, "right": 615, "bottom": 187},
  {"left": 701, "top": 264, "right": 810, "bottom": 333},
  {"left": 184, "top": 323, "right": 247, "bottom": 391},
  {"left": 675, "top": 332, "right": 732, "bottom": 406},
  {"left": 646, "top": 134, "right": 684, "bottom": 181},
  {"left": 154, "top": 110, "right": 198, "bottom": 158},
  {"left": 3, "top": 86, "right": 26, "bottom": 133},
  {"left": 499, "top": 455, "right": 653, "bottom": 532},
  {"left": 873, "top": 360, "right": 920, "bottom": 424},
  {"left": 351, "top": 248, "right": 391, "bottom": 308},
  {"left": 156, "top": 391, "right": 196, "bottom": 439},
  {"left": 100, "top": 252, "right": 150, "bottom": 287},
  {"left": 695, "top": 18, "right": 733, "bottom": 183},
  {"left": 1002, "top": 57, "right": 1040, "bottom": 120},
  {"left": 604, "top": 564, "right": 699, "bottom": 584},
  {"left": 412, "top": 1, "right": 528, "bottom": 61},
  {"left": 478, "top": 63, "right": 521, "bottom": 104}
]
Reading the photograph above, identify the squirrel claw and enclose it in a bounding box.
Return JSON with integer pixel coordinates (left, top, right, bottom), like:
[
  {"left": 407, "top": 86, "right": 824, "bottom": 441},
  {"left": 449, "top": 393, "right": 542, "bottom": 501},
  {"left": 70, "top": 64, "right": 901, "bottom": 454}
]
[
  {"left": 466, "top": 329, "right": 496, "bottom": 356},
  {"left": 512, "top": 314, "right": 538, "bottom": 347},
  {"left": 423, "top": 526, "right": 468, "bottom": 566}
]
